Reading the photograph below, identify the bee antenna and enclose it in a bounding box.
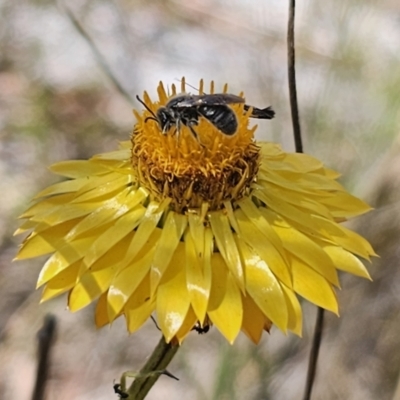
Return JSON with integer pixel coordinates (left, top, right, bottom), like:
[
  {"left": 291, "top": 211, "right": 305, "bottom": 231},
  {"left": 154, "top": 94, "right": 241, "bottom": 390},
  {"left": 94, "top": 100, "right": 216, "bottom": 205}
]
[
  {"left": 144, "top": 116, "right": 158, "bottom": 123},
  {"left": 136, "top": 95, "right": 158, "bottom": 119},
  {"left": 174, "top": 78, "right": 203, "bottom": 94}
]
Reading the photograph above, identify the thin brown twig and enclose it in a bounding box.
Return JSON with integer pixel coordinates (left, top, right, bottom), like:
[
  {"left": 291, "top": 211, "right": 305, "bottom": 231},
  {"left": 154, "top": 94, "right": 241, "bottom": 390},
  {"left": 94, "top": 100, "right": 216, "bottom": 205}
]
[
  {"left": 303, "top": 307, "right": 325, "bottom": 400},
  {"left": 287, "top": 0, "right": 303, "bottom": 153},
  {"left": 31, "top": 314, "right": 57, "bottom": 400},
  {"left": 57, "top": 1, "right": 135, "bottom": 105},
  {"left": 287, "top": 1, "right": 325, "bottom": 399}
]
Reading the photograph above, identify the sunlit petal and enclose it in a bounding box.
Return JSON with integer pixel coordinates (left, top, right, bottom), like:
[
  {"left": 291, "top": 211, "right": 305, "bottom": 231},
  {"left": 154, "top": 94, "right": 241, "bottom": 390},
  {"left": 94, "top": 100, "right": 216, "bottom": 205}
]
[
  {"left": 209, "top": 212, "right": 245, "bottom": 292},
  {"left": 208, "top": 254, "right": 242, "bottom": 344},
  {"left": 157, "top": 244, "right": 190, "bottom": 343}
]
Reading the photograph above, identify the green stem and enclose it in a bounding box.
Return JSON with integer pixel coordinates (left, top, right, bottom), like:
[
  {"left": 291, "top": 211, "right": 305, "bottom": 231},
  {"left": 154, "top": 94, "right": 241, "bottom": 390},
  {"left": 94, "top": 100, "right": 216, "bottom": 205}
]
[{"left": 126, "top": 336, "right": 180, "bottom": 399}]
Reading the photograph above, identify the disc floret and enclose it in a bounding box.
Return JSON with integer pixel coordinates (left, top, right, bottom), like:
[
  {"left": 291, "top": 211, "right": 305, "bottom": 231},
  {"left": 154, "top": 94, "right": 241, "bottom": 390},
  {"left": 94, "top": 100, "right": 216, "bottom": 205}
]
[{"left": 131, "top": 80, "right": 260, "bottom": 212}]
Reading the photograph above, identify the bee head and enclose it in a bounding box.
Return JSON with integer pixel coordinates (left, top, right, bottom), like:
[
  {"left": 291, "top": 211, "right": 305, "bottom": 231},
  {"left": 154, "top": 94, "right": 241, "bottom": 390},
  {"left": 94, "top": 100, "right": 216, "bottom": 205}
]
[{"left": 156, "top": 107, "right": 175, "bottom": 133}]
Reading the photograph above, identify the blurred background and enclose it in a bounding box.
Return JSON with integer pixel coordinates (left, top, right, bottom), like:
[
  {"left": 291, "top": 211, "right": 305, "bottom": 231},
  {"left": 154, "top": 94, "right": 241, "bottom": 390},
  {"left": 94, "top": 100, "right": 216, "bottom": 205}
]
[{"left": 1, "top": 0, "right": 400, "bottom": 399}]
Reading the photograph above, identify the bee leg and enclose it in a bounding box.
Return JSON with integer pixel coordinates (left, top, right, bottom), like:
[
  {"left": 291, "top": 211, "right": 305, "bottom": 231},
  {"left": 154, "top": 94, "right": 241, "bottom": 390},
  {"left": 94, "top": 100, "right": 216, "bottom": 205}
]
[
  {"left": 188, "top": 125, "right": 199, "bottom": 142},
  {"left": 187, "top": 124, "right": 206, "bottom": 148},
  {"left": 176, "top": 120, "right": 181, "bottom": 139}
]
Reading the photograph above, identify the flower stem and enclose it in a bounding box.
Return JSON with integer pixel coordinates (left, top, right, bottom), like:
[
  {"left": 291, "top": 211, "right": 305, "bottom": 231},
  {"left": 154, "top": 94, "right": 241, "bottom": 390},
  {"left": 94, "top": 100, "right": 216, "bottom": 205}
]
[{"left": 126, "top": 336, "right": 180, "bottom": 399}]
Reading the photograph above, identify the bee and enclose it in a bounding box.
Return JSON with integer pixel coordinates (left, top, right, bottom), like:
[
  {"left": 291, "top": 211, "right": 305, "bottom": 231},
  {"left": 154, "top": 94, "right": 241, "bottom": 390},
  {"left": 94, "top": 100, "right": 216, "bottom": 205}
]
[{"left": 136, "top": 93, "right": 275, "bottom": 141}]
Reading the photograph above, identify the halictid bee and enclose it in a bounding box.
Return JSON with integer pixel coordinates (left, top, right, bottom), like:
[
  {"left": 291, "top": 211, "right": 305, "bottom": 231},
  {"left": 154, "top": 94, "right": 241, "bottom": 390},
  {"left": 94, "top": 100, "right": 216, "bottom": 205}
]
[{"left": 136, "top": 93, "right": 275, "bottom": 141}]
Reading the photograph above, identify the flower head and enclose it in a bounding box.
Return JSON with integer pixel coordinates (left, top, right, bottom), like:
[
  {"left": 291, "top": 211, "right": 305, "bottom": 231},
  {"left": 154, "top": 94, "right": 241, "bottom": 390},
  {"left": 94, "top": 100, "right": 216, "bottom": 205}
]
[{"left": 15, "top": 79, "right": 375, "bottom": 344}]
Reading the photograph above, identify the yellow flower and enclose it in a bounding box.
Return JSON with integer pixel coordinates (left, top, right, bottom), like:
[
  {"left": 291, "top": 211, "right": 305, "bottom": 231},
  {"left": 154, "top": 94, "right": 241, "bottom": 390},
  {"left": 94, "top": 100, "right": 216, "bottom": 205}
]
[{"left": 15, "top": 79, "right": 375, "bottom": 344}]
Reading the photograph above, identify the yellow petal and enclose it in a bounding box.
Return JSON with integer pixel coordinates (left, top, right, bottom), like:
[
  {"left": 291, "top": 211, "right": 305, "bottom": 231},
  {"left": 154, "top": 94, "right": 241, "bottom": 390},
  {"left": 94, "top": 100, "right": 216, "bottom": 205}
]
[
  {"left": 157, "top": 246, "right": 190, "bottom": 343},
  {"left": 34, "top": 179, "right": 88, "bottom": 198},
  {"left": 320, "top": 191, "right": 372, "bottom": 217},
  {"left": 16, "top": 234, "right": 54, "bottom": 259},
  {"left": 208, "top": 254, "right": 242, "bottom": 343},
  {"left": 261, "top": 208, "right": 339, "bottom": 286},
  {"left": 36, "top": 236, "right": 94, "bottom": 287},
  {"left": 14, "top": 220, "right": 38, "bottom": 236},
  {"left": 69, "top": 264, "right": 118, "bottom": 311},
  {"left": 257, "top": 170, "right": 328, "bottom": 198},
  {"left": 313, "top": 216, "right": 376, "bottom": 258},
  {"left": 83, "top": 208, "right": 146, "bottom": 268},
  {"left": 128, "top": 199, "right": 169, "bottom": 262},
  {"left": 321, "top": 244, "right": 371, "bottom": 279},
  {"left": 107, "top": 232, "right": 158, "bottom": 321},
  {"left": 117, "top": 226, "right": 162, "bottom": 269},
  {"left": 41, "top": 262, "right": 81, "bottom": 302},
  {"left": 174, "top": 306, "right": 198, "bottom": 344},
  {"left": 259, "top": 164, "right": 344, "bottom": 192},
  {"left": 184, "top": 229, "right": 211, "bottom": 323},
  {"left": 291, "top": 254, "right": 338, "bottom": 314},
  {"left": 94, "top": 149, "right": 130, "bottom": 163},
  {"left": 16, "top": 218, "right": 81, "bottom": 259},
  {"left": 18, "top": 193, "right": 76, "bottom": 219},
  {"left": 65, "top": 201, "right": 144, "bottom": 242},
  {"left": 126, "top": 299, "right": 156, "bottom": 334},
  {"left": 49, "top": 160, "right": 111, "bottom": 178},
  {"left": 209, "top": 211, "right": 244, "bottom": 292},
  {"left": 282, "top": 152, "right": 324, "bottom": 172},
  {"left": 237, "top": 197, "right": 285, "bottom": 256},
  {"left": 259, "top": 142, "right": 285, "bottom": 158},
  {"left": 223, "top": 201, "right": 240, "bottom": 233},
  {"left": 95, "top": 291, "right": 110, "bottom": 328},
  {"left": 235, "top": 209, "right": 292, "bottom": 288},
  {"left": 237, "top": 238, "right": 288, "bottom": 331},
  {"left": 124, "top": 274, "right": 155, "bottom": 334},
  {"left": 241, "top": 293, "right": 266, "bottom": 344},
  {"left": 188, "top": 212, "right": 205, "bottom": 257},
  {"left": 29, "top": 203, "right": 91, "bottom": 226},
  {"left": 254, "top": 189, "right": 320, "bottom": 237},
  {"left": 281, "top": 284, "right": 302, "bottom": 336},
  {"left": 266, "top": 185, "right": 334, "bottom": 220},
  {"left": 73, "top": 174, "right": 138, "bottom": 203},
  {"left": 151, "top": 212, "right": 187, "bottom": 294}
]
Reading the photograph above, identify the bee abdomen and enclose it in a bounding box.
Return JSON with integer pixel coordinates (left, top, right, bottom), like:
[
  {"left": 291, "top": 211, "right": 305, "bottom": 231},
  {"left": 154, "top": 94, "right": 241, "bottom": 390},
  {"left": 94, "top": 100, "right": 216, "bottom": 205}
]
[{"left": 198, "top": 105, "right": 238, "bottom": 136}]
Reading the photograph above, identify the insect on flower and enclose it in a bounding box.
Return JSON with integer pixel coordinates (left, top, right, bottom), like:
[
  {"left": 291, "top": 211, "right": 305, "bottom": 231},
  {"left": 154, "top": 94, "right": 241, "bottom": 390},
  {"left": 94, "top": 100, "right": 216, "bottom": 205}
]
[
  {"left": 136, "top": 93, "right": 275, "bottom": 141},
  {"left": 15, "top": 79, "right": 375, "bottom": 346}
]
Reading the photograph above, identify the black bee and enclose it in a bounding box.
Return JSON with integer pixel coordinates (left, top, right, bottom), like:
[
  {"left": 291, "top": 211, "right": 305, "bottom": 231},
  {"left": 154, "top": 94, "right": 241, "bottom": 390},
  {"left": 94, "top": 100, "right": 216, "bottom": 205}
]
[{"left": 136, "top": 93, "right": 275, "bottom": 140}]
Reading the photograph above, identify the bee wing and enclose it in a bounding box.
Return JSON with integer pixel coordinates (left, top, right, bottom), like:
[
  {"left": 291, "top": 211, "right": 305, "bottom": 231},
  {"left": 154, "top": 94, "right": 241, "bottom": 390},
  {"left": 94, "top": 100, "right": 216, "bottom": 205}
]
[
  {"left": 197, "top": 94, "right": 245, "bottom": 105},
  {"left": 175, "top": 94, "right": 245, "bottom": 108},
  {"left": 244, "top": 104, "right": 275, "bottom": 119}
]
